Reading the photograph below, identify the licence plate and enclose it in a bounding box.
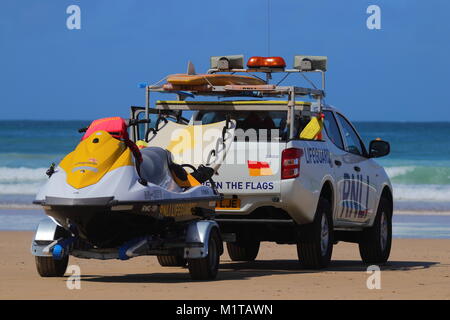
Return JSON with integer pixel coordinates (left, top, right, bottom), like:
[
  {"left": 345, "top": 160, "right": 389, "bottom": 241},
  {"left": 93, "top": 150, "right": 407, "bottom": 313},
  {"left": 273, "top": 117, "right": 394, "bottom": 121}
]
[{"left": 216, "top": 198, "right": 241, "bottom": 210}]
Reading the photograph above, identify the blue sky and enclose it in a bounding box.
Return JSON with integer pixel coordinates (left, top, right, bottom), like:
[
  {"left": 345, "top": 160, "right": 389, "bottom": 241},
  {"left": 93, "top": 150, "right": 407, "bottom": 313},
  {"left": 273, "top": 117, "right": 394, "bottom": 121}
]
[{"left": 0, "top": 0, "right": 449, "bottom": 121}]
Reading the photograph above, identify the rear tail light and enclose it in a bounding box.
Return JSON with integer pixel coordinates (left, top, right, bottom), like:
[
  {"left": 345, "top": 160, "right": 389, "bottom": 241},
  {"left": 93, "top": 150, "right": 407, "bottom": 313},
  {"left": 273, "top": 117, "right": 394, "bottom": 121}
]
[{"left": 281, "top": 148, "right": 303, "bottom": 179}]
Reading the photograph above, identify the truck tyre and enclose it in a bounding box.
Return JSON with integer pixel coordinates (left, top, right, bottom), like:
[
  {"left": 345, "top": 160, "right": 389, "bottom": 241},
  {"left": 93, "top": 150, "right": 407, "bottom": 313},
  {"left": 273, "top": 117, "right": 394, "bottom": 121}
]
[
  {"left": 187, "top": 228, "right": 220, "bottom": 280},
  {"left": 35, "top": 255, "right": 69, "bottom": 277},
  {"left": 226, "top": 241, "right": 260, "bottom": 261},
  {"left": 157, "top": 255, "right": 187, "bottom": 267},
  {"left": 359, "top": 197, "right": 392, "bottom": 264},
  {"left": 297, "top": 197, "right": 333, "bottom": 269}
]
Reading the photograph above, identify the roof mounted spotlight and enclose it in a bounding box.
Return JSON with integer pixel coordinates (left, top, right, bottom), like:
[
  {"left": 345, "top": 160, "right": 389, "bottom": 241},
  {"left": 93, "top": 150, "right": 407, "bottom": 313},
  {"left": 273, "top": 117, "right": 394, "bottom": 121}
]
[
  {"left": 210, "top": 55, "right": 244, "bottom": 71},
  {"left": 294, "top": 55, "right": 327, "bottom": 72}
]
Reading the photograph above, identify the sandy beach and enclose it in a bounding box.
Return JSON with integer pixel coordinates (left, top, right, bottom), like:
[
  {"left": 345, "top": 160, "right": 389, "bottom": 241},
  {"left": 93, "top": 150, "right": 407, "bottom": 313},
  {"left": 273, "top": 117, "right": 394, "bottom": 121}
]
[{"left": 0, "top": 231, "right": 449, "bottom": 300}]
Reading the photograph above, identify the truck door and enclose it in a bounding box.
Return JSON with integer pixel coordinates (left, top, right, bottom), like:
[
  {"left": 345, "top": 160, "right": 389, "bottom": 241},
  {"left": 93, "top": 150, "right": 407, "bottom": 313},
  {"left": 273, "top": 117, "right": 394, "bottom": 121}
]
[
  {"left": 322, "top": 111, "right": 348, "bottom": 221},
  {"left": 334, "top": 112, "right": 377, "bottom": 224}
]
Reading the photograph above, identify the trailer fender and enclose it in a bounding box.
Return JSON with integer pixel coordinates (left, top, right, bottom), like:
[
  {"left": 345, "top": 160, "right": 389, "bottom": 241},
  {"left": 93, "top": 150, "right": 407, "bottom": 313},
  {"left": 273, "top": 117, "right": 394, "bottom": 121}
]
[
  {"left": 184, "top": 220, "right": 222, "bottom": 259},
  {"left": 31, "top": 218, "right": 64, "bottom": 257}
]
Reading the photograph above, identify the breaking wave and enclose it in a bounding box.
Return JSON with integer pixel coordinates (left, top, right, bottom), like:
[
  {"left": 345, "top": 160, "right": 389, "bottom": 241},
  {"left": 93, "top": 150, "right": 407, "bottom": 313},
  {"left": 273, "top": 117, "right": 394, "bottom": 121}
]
[
  {"left": 385, "top": 165, "right": 450, "bottom": 185},
  {"left": 1, "top": 165, "right": 450, "bottom": 207},
  {"left": 393, "top": 184, "right": 450, "bottom": 202},
  {"left": 0, "top": 167, "right": 47, "bottom": 195}
]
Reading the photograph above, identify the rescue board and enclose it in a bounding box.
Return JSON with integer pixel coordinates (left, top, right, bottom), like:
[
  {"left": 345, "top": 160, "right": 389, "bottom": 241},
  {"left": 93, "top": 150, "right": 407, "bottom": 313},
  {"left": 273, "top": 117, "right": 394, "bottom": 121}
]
[
  {"left": 300, "top": 116, "right": 323, "bottom": 140},
  {"left": 166, "top": 74, "right": 266, "bottom": 86}
]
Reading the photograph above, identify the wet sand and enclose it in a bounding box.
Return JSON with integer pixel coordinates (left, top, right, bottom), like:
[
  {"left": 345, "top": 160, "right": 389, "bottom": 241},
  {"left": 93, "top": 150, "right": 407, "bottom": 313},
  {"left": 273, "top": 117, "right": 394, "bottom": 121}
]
[{"left": 0, "top": 231, "right": 449, "bottom": 300}]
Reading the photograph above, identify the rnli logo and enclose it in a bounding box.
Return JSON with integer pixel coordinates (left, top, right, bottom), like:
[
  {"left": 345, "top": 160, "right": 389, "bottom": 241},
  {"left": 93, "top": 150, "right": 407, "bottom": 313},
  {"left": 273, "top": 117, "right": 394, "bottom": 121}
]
[{"left": 339, "top": 173, "right": 373, "bottom": 219}]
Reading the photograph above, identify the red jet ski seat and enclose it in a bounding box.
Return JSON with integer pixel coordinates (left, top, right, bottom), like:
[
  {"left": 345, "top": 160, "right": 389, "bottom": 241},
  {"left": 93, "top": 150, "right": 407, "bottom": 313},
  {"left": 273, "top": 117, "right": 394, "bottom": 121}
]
[{"left": 82, "top": 117, "right": 142, "bottom": 164}]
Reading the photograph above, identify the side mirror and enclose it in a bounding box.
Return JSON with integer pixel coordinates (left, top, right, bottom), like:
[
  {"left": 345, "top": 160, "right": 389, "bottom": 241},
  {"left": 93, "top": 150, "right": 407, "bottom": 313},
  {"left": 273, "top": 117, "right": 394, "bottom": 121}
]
[{"left": 369, "top": 140, "right": 390, "bottom": 158}]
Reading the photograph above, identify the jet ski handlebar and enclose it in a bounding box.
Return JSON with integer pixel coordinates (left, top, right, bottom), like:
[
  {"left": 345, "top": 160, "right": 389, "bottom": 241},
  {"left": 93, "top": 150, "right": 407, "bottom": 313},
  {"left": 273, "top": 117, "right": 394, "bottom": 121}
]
[
  {"left": 127, "top": 119, "right": 152, "bottom": 126},
  {"left": 78, "top": 119, "right": 151, "bottom": 133}
]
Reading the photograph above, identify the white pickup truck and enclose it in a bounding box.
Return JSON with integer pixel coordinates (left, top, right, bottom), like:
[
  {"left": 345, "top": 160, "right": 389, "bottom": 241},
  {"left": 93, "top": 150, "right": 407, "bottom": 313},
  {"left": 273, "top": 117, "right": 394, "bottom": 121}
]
[
  {"left": 194, "top": 102, "right": 392, "bottom": 269},
  {"left": 136, "top": 54, "right": 393, "bottom": 269}
]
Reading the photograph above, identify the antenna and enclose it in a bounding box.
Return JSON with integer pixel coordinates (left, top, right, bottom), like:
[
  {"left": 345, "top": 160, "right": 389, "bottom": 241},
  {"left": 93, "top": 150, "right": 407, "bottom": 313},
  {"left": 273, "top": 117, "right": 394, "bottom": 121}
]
[{"left": 267, "top": 0, "right": 270, "bottom": 56}]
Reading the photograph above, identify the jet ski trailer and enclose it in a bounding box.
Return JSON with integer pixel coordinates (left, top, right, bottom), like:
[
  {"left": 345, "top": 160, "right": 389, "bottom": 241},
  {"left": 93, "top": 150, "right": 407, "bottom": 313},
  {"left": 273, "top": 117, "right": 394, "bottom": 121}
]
[{"left": 32, "top": 112, "right": 236, "bottom": 280}]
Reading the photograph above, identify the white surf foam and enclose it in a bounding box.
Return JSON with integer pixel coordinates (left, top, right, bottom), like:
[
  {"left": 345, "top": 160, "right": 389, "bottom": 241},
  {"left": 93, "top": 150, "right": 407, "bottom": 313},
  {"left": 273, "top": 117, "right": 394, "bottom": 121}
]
[
  {"left": 0, "top": 183, "right": 46, "bottom": 195},
  {"left": 1, "top": 166, "right": 450, "bottom": 204},
  {"left": 0, "top": 167, "right": 47, "bottom": 183},
  {"left": 0, "top": 167, "right": 47, "bottom": 195},
  {"left": 393, "top": 184, "right": 450, "bottom": 202},
  {"left": 385, "top": 166, "right": 415, "bottom": 178}
]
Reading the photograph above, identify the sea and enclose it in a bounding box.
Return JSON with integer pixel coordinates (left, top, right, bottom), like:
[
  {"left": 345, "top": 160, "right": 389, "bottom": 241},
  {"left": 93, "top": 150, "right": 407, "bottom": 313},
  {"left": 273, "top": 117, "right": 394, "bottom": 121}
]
[{"left": 0, "top": 120, "right": 449, "bottom": 238}]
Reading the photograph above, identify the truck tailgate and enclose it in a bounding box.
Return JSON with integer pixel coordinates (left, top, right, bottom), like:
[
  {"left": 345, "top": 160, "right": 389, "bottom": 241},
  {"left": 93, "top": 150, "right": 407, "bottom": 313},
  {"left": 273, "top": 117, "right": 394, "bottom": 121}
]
[{"left": 209, "top": 141, "right": 285, "bottom": 212}]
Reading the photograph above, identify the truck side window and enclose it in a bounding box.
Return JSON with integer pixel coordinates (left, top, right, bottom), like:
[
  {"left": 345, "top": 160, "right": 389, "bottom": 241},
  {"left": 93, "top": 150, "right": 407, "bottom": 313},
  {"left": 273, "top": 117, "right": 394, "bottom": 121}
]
[
  {"left": 323, "top": 111, "right": 344, "bottom": 149},
  {"left": 335, "top": 113, "right": 365, "bottom": 156}
]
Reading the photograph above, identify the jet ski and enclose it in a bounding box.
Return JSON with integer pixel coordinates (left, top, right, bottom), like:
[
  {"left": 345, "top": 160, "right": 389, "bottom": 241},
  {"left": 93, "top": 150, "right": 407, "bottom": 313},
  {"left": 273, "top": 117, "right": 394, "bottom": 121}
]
[{"left": 33, "top": 116, "right": 232, "bottom": 248}]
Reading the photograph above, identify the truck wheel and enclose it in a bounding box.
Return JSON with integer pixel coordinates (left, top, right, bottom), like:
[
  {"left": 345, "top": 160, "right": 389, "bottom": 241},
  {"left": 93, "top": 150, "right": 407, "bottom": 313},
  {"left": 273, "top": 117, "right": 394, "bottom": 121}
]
[
  {"left": 187, "top": 228, "right": 220, "bottom": 280},
  {"left": 226, "top": 241, "right": 260, "bottom": 261},
  {"left": 297, "top": 197, "right": 333, "bottom": 269},
  {"left": 359, "top": 197, "right": 392, "bottom": 264},
  {"left": 35, "top": 255, "right": 69, "bottom": 277},
  {"left": 156, "top": 255, "right": 187, "bottom": 267}
]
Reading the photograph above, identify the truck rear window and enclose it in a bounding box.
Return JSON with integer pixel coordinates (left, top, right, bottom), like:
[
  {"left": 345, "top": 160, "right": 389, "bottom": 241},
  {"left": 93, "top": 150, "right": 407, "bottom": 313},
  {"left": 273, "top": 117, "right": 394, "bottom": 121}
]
[
  {"left": 195, "top": 110, "right": 288, "bottom": 141},
  {"left": 196, "top": 111, "right": 286, "bottom": 130},
  {"left": 195, "top": 110, "right": 315, "bottom": 142}
]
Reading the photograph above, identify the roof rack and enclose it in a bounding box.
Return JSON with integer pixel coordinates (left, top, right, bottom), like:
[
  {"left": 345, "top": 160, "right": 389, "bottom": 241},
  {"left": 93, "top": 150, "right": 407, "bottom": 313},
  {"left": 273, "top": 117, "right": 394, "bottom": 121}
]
[{"left": 142, "top": 55, "right": 327, "bottom": 140}]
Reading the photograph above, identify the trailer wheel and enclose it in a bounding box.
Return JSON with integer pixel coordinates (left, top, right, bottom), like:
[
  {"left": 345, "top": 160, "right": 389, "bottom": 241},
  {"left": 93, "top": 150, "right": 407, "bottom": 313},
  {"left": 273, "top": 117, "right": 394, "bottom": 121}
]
[
  {"left": 35, "top": 255, "right": 69, "bottom": 277},
  {"left": 187, "top": 228, "right": 220, "bottom": 280},
  {"left": 157, "top": 255, "right": 187, "bottom": 267},
  {"left": 226, "top": 240, "right": 260, "bottom": 261},
  {"left": 359, "top": 197, "right": 392, "bottom": 264},
  {"left": 296, "top": 197, "right": 334, "bottom": 269}
]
